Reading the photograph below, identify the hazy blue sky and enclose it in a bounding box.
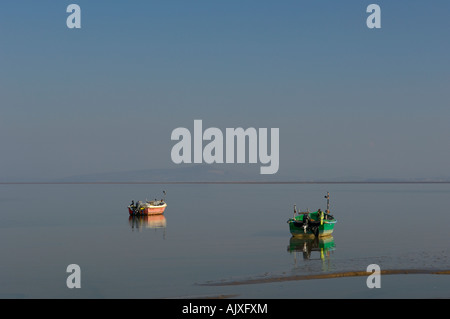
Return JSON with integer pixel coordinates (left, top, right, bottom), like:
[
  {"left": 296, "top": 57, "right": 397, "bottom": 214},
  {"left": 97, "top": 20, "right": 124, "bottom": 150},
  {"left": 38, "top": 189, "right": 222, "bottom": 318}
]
[{"left": 1, "top": 1, "right": 449, "bottom": 181}]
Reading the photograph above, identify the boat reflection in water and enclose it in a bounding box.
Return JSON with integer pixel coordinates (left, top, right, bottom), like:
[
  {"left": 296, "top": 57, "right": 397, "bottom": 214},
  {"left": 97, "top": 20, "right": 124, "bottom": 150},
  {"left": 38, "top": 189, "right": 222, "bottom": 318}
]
[
  {"left": 128, "top": 215, "right": 167, "bottom": 238},
  {"left": 287, "top": 236, "right": 336, "bottom": 270}
]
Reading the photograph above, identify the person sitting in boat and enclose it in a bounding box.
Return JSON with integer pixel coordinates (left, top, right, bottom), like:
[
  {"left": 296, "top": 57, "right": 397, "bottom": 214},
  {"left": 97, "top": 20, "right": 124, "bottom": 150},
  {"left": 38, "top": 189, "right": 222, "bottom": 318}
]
[
  {"left": 302, "top": 213, "right": 309, "bottom": 224},
  {"left": 318, "top": 209, "right": 324, "bottom": 225}
]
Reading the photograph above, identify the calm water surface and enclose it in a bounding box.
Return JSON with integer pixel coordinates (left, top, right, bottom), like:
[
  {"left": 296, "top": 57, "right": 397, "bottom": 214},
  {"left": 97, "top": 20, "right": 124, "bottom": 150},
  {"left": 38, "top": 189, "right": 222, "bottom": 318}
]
[{"left": 0, "top": 184, "right": 449, "bottom": 298}]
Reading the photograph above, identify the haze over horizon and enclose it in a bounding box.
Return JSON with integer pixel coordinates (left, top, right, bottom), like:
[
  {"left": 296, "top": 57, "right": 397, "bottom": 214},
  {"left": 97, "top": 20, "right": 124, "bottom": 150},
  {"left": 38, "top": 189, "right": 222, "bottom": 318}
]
[
  {"left": 1, "top": 164, "right": 450, "bottom": 183},
  {"left": 1, "top": 1, "right": 449, "bottom": 182}
]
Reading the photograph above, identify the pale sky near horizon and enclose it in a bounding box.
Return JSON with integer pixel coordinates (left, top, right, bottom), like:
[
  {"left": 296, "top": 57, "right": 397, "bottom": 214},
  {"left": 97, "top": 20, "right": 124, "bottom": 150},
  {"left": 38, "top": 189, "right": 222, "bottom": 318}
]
[{"left": 1, "top": 1, "right": 449, "bottom": 181}]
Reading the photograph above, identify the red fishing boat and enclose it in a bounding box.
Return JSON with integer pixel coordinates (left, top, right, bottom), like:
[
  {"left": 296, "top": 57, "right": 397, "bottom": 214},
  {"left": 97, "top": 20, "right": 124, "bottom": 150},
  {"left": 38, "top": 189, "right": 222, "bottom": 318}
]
[{"left": 128, "top": 191, "right": 167, "bottom": 216}]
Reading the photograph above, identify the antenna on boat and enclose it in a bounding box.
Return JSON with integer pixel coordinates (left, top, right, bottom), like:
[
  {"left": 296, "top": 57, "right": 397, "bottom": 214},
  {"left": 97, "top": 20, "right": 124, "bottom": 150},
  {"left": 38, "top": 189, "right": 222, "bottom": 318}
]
[
  {"left": 294, "top": 204, "right": 297, "bottom": 217},
  {"left": 324, "top": 192, "right": 330, "bottom": 214},
  {"left": 163, "top": 190, "right": 166, "bottom": 202}
]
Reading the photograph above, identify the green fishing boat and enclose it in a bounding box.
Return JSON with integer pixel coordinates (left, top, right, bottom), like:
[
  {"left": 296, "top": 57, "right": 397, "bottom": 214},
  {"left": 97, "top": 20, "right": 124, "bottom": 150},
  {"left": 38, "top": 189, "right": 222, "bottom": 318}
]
[{"left": 287, "top": 192, "right": 337, "bottom": 238}]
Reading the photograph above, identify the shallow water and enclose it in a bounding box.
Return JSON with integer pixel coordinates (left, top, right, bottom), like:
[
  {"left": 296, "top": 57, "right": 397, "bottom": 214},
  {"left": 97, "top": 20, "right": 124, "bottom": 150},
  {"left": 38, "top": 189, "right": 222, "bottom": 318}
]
[{"left": 0, "top": 183, "right": 449, "bottom": 298}]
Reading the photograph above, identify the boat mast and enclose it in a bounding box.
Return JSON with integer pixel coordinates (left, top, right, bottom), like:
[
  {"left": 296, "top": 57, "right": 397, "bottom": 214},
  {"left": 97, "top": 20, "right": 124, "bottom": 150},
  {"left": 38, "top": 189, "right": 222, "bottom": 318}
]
[{"left": 325, "top": 192, "right": 330, "bottom": 214}]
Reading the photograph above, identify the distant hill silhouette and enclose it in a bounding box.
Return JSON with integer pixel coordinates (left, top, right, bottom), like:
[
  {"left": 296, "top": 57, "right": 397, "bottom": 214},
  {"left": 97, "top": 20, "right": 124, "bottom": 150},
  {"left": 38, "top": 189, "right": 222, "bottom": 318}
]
[
  {"left": 3, "top": 164, "right": 450, "bottom": 183},
  {"left": 53, "top": 165, "right": 293, "bottom": 183},
  {"left": 51, "top": 165, "right": 450, "bottom": 183}
]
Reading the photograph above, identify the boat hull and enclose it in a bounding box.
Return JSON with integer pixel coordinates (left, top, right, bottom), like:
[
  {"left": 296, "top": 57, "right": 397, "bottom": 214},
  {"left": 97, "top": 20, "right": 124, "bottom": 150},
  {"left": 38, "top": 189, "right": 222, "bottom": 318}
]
[
  {"left": 128, "top": 203, "right": 167, "bottom": 216},
  {"left": 288, "top": 217, "right": 336, "bottom": 238}
]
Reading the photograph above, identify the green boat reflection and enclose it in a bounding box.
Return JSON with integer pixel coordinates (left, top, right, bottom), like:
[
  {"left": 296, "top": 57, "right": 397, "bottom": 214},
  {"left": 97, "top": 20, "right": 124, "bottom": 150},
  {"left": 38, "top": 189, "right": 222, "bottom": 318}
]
[{"left": 287, "top": 236, "right": 336, "bottom": 268}]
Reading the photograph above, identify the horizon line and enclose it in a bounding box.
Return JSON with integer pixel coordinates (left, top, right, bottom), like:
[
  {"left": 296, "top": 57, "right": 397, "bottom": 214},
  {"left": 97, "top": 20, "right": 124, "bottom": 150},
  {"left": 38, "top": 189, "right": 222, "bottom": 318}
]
[{"left": 1, "top": 181, "right": 450, "bottom": 185}]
